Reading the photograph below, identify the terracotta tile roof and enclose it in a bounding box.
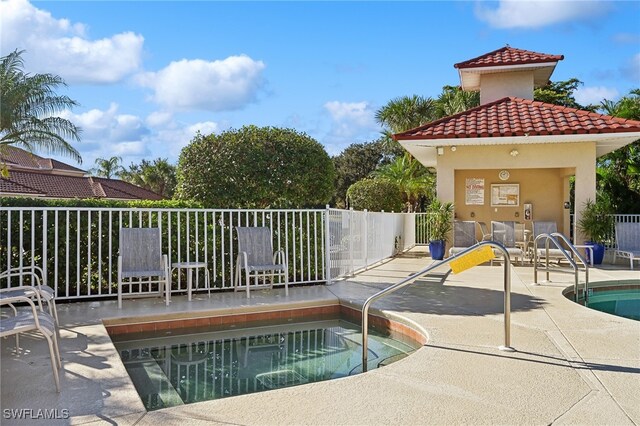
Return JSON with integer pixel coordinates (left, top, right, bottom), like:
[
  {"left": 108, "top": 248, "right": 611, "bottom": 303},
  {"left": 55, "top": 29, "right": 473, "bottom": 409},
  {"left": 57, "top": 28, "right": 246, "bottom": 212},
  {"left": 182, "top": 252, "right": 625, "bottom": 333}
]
[
  {"left": 93, "top": 178, "right": 164, "bottom": 201},
  {"left": 0, "top": 171, "right": 164, "bottom": 200},
  {"left": 454, "top": 46, "right": 564, "bottom": 69},
  {"left": 1, "top": 171, "right": 98, "bottom": 198},
  {"left": 393, "top": 97, "right": 640, "bottom": 141},
  {"left": 0, "top": 146, "right": 85, "bottom": 173},
  {"left": 0, "top": 178, "right": 44, "bottom": 196}
]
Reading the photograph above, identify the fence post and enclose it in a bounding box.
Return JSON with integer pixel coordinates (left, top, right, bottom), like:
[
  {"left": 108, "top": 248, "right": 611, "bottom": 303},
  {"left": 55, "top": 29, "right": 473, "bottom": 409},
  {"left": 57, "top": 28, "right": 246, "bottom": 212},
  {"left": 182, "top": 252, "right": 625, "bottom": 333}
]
[
  {"left": 363, "top": 209, "right": 368, "bottom": 270},
  {"left": 349, "top": 207, "right": 354, "bottom": 276},
  {"left": 324, "top": 205, "right": 332, "bottom": 285}
]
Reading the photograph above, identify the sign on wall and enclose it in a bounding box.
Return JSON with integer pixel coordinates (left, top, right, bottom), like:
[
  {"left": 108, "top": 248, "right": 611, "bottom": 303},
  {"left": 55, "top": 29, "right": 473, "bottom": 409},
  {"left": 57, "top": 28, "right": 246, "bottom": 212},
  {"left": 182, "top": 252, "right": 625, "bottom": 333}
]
[
  {"left": 465, "top": 178, "right": 485, "bottom": 205},
  {"left": 491, "top": 184, "right": 520, "bottom": 206}
]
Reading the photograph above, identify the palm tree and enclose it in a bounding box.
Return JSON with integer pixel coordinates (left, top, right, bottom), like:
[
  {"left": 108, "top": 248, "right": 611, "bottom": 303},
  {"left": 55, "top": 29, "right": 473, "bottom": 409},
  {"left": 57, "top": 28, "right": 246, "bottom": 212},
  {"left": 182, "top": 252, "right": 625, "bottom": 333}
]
[
  {"left": 0, "top": 50, "right": 82, "bottom": 163},
  {"left": 375, "top": 95, "right": 437, "bottom": 134},
  {"left": 434, "top": 85, "right": 480, "bottom": 118},
  {"left": 373, "top": 156, "right": 435, "bottom": 212},
  {"left": 119, "top": 158, "right": 177, "bottom": 198},
  {"left": 91, "top": 156, "right": 124, "bottom": 179}
]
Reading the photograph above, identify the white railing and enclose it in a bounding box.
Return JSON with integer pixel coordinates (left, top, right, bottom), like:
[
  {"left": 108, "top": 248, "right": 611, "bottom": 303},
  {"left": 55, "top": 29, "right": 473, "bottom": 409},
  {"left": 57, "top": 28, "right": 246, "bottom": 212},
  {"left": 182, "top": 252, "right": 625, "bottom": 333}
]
[
  {"left": 326, "top": 208, "right": 413, "bottom": 279},
  {"left": 0, "top": 206, "right": 415, "bottom": 300},
  {"left": 0, "top": 208, "right": 326, "bottom": 300},
  {"left": 608, "top": 214, "right": 640, "bottom": 248},
  {"left": 414, "top": 213, "right": 435, "bottom": 245}
]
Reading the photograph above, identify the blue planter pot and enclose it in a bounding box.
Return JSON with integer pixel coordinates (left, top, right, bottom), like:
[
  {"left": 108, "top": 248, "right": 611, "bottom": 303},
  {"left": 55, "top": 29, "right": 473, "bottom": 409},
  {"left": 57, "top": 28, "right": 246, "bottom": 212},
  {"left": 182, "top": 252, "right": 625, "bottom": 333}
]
[
  {"left": 429, "top": 240, "right": 446, "bottom": 260},
  {"left": 584, "top": 241, "right": 605, "bottom": 265}
]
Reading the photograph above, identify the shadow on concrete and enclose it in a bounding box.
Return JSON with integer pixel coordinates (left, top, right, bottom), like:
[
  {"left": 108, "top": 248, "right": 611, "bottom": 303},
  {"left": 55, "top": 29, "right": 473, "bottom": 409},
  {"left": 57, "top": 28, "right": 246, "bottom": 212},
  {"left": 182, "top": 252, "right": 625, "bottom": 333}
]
[
  {"left": 427, "top": 344, "right": 640, "bottom": 375},
  {"left": 334, "top": 272, "right": 546, "bottom": 317}
]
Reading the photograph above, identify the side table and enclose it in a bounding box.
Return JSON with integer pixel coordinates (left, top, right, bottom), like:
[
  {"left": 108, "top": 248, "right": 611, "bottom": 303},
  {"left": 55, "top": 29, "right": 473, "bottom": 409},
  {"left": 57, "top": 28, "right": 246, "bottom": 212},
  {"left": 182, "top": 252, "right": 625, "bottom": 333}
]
[{"left": 171, "top": 262, "right": 211, "bottom": 302}]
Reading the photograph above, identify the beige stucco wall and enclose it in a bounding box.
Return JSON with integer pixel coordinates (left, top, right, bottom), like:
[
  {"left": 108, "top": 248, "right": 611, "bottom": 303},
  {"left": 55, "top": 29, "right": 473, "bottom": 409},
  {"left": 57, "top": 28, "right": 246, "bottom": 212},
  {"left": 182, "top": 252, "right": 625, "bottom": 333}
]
[
  {"left": 454, "top": 168, "right": 567, "bottom": 237},
  {"left": 435, "top": 142, "right": 596, "bottom": 243},
  {"left": 480, "top": 71, "right": 534, "bottom": 104}
]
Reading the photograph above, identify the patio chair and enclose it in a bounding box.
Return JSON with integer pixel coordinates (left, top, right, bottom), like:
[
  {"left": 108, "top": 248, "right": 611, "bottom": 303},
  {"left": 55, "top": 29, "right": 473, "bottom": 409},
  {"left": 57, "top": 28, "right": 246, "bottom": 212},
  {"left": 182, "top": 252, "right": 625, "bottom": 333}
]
[
  {"left": 476, "top": 222, "right": 492, "bottom": 241},
  {"left": 491, "top": 221, "right": 525, "bottom": 265},
  {"left": 613, "top": 222, "right": 640, "bottom": 270},
  {"left": 532, "top": 221, "right": 566, "bottom": 263},
  {"left": 235, "top": 227, "right": 288, "bottom": 298},
  {"left": 117, "top": 228, "right": 170, "bottom": 309},
  {"left": 0, "top": 288, "right": 62, "bottom": 391},
  {"left": 449, "top": 221, "right": 478, "bottom": 256},
  {"left": 0, "top": 266, "right": 59, "bottom": 324}
]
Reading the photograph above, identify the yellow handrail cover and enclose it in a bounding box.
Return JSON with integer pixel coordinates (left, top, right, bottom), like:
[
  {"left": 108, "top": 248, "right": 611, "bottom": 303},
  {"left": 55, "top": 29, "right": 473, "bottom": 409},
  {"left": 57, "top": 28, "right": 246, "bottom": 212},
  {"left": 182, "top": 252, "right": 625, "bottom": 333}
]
[{"left": 450, "top": 245, "right": 495, "bottom": 274}]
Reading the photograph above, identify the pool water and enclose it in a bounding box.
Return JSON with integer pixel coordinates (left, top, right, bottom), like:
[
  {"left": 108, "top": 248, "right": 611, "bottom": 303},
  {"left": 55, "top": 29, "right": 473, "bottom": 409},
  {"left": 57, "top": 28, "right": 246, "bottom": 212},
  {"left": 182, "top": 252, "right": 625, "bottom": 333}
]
[
  {"left": 113, "top": 319, "right": 419, "bottom": 411},
  {"left": 586, "top": 289, "right": 640, "bottom": 321}
]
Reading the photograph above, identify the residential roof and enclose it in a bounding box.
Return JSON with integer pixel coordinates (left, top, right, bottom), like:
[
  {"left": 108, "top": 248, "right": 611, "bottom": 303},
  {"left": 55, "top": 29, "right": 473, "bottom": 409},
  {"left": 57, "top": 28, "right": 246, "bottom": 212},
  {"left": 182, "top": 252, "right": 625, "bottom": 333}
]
[
  {"left": 393, "top": 97, "right": 640, "bottom": 141},
  {"left": 0, "top": 170, "right": 164, "bottom": 200},
  {"left": 93, "top": 177, "right": 164, "bottom": 201},
  {"left": 0, "top": 146, "right": 164, "bottom": 200},
  {"left": 454, "top": 46, "right": 564, "bottom": 69},
  {"left": 0, "top": 146, "right": 86, "bottom": 174}
]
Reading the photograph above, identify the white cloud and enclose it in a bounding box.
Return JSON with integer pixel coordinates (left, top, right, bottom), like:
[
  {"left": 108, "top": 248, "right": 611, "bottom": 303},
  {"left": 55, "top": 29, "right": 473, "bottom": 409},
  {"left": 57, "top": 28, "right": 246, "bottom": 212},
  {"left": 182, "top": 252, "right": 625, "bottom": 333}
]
[
  {"left": 61, "top": 103, "right": 149, "bottom": 142},
  {"left": 612, "top": 33, "right": 640, "bottom": 44},
  {"left": 146, "top": 111, "right": 174, "bottom": 127},
  {"left": 0, "top": 0, "right": 143, "bottom": 84},
  {"left": 324, "top": 101, "right": 376, "bottom": 130},
  {"left": 575, "top": 86, "right": 619, "bottom": 106},
  {"left": 322, "top": 101, "right": 381, "bottom": 154},
  {"left": 475, "top": 0, "right": 610, "bottom": 29},
  {"left": 137, "top": 55, "right": 266, "bottom": 111},
  {"left": 57, "top": 103, "right": 221, "bottom": 166}
]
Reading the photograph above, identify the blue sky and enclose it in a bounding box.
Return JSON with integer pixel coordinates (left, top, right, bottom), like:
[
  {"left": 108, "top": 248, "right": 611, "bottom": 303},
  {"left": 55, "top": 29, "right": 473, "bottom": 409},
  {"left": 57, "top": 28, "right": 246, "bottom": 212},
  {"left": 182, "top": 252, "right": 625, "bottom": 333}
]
[{"left": 2, "top": 0, "right": 639, "bottom": 170}]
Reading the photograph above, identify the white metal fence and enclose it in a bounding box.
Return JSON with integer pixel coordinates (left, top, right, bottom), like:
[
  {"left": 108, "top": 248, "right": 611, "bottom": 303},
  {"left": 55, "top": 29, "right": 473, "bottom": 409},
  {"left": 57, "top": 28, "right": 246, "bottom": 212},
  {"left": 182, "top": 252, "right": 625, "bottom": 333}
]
[
  {"left": 0, "top": 206, "right": 415, "bottom": 300},
  {"left": 326, "top": 209, "right": 414, "bottom": 279}
]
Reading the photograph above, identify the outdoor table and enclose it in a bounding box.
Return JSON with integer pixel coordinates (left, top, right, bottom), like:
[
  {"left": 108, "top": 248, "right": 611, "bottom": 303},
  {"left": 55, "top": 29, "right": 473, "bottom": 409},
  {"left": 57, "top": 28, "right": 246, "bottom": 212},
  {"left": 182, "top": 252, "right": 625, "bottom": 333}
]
[{"left": 171, "top": 262, "right": 211, "bottom": 301}]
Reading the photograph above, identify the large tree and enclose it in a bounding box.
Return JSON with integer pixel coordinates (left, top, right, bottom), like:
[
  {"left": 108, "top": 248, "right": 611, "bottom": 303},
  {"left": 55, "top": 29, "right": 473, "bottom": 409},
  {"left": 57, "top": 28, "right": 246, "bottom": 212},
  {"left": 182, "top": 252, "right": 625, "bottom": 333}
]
[
  {"left": 596, "top": 89, "right": 640, "bottom": 213},
  {"left": 119, "top": 158, "right": 177, "bottom": 199},
  {"left": 0, "top": 50, "right": 82, "bottom": 163},
  {"left": 332, "top": 138, "right": 399, "bottom": 208},
  {"left": 176, "top": 126, "right": 335, "bottom": 208}
]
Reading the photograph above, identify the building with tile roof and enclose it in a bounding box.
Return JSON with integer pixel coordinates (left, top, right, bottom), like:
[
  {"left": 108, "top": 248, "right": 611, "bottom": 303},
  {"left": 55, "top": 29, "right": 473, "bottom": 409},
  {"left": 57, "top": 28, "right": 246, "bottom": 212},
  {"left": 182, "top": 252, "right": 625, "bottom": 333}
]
[
  {"left": 394, "top": 46, "right": 640, "bottom": 243},
  {"left": 0, "top": 146, "right": 164, "bottom": 201}
]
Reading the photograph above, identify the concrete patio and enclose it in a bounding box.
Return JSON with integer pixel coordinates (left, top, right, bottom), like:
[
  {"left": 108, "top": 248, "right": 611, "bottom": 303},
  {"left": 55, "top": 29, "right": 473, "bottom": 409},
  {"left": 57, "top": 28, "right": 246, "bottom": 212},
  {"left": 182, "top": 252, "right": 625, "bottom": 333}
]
[{"left": 1, "top": 248, "right": 639, "bottom": 425}]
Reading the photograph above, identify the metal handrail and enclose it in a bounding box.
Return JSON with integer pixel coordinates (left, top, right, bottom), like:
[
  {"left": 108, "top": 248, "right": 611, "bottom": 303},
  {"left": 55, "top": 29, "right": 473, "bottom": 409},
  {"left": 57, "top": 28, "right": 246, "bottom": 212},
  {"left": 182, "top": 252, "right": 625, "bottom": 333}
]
[
  {"left": 532, "top": 233, "right": 587, "bottom": 302},
  {"left": 551, "top": 232, "right": 590, "bottom": 302},
  {"left": 361, "top": 241, "right": 515, "bottom": 373}
]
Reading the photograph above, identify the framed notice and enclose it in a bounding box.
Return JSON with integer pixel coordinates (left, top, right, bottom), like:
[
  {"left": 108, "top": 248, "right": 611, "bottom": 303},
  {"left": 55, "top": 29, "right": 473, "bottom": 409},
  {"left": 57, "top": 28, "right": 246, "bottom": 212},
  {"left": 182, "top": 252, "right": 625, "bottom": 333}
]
[
  {"left": 465, "top": 178, "right": 485, "bottom": 205},
  {"left": 491, "top": 184, "right": 520, "bottom": 206}
]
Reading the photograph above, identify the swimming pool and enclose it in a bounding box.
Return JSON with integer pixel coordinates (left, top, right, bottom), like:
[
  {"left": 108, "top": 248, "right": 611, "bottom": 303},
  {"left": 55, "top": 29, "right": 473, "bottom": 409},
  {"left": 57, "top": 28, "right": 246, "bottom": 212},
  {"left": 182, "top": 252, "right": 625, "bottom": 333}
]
[
  {"left": 112, "top": 317, "right": 420, "bottom": 411},
  {"left": 585, "top": 287, "right": 640, "bottom": 321}
]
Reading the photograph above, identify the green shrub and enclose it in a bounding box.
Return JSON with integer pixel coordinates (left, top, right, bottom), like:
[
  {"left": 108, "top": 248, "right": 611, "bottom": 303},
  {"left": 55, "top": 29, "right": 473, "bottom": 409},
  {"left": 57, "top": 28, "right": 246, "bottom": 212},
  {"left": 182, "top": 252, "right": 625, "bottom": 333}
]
[
  {"left": 176, "top": 125, "right": 336, "bottom": 208},
  {"left": 346, "top": 178, "right": 404, "bottom": 212}
]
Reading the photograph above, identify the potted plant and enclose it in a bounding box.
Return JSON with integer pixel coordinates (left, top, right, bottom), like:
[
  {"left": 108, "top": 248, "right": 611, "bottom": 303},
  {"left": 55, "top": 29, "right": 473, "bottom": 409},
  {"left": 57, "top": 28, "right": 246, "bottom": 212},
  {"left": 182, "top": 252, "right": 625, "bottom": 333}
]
[
  {"left": 577, "top": 198, "right": 613, "bottom": 265},
  {"left": 426, "top": 199, "right": 454, "bottom": 260}
]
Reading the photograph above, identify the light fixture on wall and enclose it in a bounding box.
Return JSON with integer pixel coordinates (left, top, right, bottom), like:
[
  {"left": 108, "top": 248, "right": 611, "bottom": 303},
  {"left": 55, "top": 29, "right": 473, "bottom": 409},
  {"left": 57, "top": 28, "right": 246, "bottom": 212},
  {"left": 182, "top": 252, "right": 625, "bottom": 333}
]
[
  {"left": 437, "top": 147, "right": 444, "bottom": 156},
  {"left": 510, "top": 149, "right": 519, "bottom": 157},
  {"left": 450, "top": 146, "right": 457, "bottom": 152}
]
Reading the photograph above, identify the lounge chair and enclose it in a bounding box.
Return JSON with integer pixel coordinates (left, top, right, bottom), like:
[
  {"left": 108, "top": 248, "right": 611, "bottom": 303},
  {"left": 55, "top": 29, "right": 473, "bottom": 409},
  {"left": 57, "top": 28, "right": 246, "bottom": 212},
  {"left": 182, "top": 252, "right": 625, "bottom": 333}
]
[
  {"left": 532, "top": 221, "right": 566, "bottom": 263},
  {"left": 449, "top": 221, "right": 478, "bottom": 256},
  {"left": 491, "top": 221, "right": 525, "bottom": 265},
  {"left": 613, "top": 222, "right": 640, "bottom": 270},
  {"left": 0, "top": 266, "right": 59, "bottom": 324},
  {"left": 235, "top": 227, "right": 288, "bottom": 298},
  {"left": 476, "top": 222, "right": 492, "bottom": 241},
  {"left": 117, "top": 228, "right": 170, "bottom": 309},
  {"left": 0, "top": 288, "right": 62, "bottom": 391}
]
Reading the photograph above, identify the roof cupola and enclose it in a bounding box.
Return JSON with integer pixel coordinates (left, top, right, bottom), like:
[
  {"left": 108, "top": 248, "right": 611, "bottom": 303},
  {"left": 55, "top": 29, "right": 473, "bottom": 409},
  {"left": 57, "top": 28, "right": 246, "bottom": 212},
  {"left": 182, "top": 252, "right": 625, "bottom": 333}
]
[{"left": 454, "top": 46, "right": 564, "bottom": 105}]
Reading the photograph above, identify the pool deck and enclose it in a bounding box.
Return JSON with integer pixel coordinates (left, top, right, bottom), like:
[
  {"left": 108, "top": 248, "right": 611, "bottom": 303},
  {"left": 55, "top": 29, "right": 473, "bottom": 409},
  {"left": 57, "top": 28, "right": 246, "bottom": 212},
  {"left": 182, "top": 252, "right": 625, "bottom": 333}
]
[{"left": 1, "top": 247, "right": 639, "bottom": 425}]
